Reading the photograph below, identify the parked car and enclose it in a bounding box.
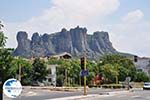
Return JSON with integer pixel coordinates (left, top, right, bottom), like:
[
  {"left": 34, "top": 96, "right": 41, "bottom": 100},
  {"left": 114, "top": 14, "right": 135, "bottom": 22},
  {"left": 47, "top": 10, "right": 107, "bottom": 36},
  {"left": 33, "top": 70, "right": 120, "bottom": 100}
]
[{"left": 143, "top": 82, "right": 150, "bottom": 90}]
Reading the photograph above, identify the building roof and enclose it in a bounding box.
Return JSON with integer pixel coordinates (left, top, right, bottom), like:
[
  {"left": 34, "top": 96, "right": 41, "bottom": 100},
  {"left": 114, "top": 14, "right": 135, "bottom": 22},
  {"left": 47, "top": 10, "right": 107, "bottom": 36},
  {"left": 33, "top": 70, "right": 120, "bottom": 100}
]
[{"left": 51, "top": 52, "right": 72, "bottom": 59}]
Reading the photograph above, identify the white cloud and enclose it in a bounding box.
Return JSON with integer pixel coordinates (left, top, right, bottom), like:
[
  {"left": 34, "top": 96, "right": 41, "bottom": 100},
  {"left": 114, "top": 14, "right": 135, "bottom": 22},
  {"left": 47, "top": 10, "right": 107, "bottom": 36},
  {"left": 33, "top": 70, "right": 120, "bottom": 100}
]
[
  {"left": 122, "top": 9, "right": 144, "bottom": 23},
  {"left": 108, "top": 9, "right": 150, "bottom": 57},
  {"left": 3, "top": 0, "right": 120, "bottom": 48},
  {"left": 3, "top": 1, "right": 150, "bottom": 57}
]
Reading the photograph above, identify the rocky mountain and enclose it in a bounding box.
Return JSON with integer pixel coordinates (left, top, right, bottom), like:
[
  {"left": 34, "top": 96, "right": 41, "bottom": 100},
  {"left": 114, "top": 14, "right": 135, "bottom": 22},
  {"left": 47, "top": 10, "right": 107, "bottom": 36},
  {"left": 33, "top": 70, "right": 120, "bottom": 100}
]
[{"left": 13, "top": 26, "right": 118, "bottom": 59}]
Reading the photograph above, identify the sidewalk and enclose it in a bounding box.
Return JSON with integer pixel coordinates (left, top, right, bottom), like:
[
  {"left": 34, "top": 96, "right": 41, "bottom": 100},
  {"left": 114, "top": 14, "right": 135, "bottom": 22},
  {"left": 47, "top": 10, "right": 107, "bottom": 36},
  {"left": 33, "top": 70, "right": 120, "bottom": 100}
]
[{"left": 23, "top": 86, "right": 86, "bottom": 92}]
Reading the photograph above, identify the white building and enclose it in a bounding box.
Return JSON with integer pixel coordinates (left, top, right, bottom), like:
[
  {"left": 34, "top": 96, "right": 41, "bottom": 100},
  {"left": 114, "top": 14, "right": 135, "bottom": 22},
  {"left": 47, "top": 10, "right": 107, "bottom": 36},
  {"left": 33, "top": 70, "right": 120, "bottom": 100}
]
[
  {"left": 46, "top": 64, "right": 57, "bottom": 86},
  {"left": 134, "top": 56, "right": 150, "bottom": 74},
  {"left": 45, "top": 52, "right": 72, "bottom": 86}
]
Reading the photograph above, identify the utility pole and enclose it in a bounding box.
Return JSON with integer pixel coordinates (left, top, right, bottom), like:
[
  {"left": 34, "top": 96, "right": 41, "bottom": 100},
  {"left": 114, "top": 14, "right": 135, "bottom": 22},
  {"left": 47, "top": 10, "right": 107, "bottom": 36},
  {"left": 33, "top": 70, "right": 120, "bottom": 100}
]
[
  {"left": 64, "top": 69, "right": 67, "bottom": 86},
  {"left": 18, "top": 63, "right": 21, "bottom": 82},
  {"left": 80, "top": 57, "right": 87, "bottom": 95},
  {"left": 79, "top": 74, "right": 81, "bottom": 86},
  {"left": 17, "top": 57, "right": 21, "bottom": 82},
  {"left": 84, "top": 57, "right": 87, "bottom": 95}
]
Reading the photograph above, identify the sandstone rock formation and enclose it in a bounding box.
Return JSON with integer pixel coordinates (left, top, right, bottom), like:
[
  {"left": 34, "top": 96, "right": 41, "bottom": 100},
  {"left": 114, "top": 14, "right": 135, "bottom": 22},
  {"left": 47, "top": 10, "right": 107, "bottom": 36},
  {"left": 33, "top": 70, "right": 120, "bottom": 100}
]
[{"left": 13, "top": 26, "right": 117, "bottom": 59}]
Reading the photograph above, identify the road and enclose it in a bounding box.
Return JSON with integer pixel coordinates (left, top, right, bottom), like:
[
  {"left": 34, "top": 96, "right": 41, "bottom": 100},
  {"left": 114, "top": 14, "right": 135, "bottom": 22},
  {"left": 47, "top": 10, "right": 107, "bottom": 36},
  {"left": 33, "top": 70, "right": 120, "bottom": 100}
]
[
  {"left": 92, "top": 89, "right": 150, "bottom": 100},
  {"left": 3, "top": 88, "right": 150, "bottom": 100},
  {"left": 3, "top": 88, "right": 121, "bottom": 100}
]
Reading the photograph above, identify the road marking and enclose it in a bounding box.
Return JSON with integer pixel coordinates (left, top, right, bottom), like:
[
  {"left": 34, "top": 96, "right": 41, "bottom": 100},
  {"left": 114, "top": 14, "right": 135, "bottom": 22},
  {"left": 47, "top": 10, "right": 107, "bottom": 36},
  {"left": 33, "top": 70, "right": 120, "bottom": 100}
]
[
  {"left": 116, "top": 95, "right": 126, "bottom": 98},
  {"left": 24, "top": 91, "right": 37, "bottom": 96},
  {"left": 132, "top": 95, "right": 141, "bottom": 98}
]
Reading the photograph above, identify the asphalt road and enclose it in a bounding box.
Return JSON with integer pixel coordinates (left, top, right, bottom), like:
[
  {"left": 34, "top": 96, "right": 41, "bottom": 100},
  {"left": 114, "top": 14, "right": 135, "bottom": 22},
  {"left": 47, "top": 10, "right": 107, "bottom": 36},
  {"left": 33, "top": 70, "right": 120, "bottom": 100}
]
[
  {"left": 3, "top": 88, "right": 150, "bottom": 100},
  {"left": 3, "top": 88, "right": 120, "bottom": 100},
  {"left": 93, "top": 89, "right": 150, "bottom": 100}
]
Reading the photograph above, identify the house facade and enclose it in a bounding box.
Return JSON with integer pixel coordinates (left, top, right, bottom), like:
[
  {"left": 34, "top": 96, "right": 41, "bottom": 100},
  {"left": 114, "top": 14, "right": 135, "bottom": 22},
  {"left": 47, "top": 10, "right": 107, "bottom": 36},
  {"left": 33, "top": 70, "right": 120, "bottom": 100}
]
[
  {"left": 133, "top": 56, "right": 150, "bottom": 74},
  {"left": 45, "top": 52, "right": 72, "bottom": 86}
]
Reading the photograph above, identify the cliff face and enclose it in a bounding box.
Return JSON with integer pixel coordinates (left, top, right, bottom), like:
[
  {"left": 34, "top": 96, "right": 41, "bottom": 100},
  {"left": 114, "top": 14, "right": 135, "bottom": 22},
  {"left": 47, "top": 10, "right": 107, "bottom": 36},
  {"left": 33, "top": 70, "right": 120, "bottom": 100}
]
[{"left": 13, "top": 26, "right": 117, "bottom": 59}]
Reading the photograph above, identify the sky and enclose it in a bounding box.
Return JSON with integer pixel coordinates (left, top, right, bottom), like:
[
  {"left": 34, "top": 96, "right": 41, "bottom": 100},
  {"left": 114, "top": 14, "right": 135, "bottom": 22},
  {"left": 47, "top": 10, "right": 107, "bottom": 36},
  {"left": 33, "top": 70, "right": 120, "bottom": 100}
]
[{"left": 0, "top": 0, "right": 150, "bottom": 57}]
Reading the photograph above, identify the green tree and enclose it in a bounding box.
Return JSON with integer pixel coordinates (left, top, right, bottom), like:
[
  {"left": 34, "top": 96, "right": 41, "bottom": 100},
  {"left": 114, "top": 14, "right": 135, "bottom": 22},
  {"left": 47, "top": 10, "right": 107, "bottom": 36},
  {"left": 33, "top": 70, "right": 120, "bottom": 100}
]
[
  {"left": 99, "top": 64, "right": 117, "bottom": 83},
  {"left": 60, "top": 59, "right": 71, "bottom": 86},
  {"left": 68, "top": 59, "right": 80, "bottom": 86},
  {"left": 86, "top": 60, "right": 97, "bottom": 85},
  {"left": 0, "top": 22, "right": 14, "bottom": 100},
  {"left": 0, "top": 33, "right": 7, "bottom": 47},
  {"left": 97, "top": 54, "right": 136, "bottom": 83},
  {"left": 54, "top": 59, "right": 72, "bottom": 86},
  {"left": 48, "top": 58, "right": 81, "bottom": 86},
  {"left": 11, "top": 57, "right": 32, "bottom": 85},
  {"left": 0, "top": 49, "right": 14, "bottom": 79},
  {"left": 135, "top": 72, "right": 150, "bottom": 82},
  {"left": 0, "top": 21, "right": 4, "bottom": 30},
  {"left": 32, "top": 58, "right": 48, "bottom": 82}
]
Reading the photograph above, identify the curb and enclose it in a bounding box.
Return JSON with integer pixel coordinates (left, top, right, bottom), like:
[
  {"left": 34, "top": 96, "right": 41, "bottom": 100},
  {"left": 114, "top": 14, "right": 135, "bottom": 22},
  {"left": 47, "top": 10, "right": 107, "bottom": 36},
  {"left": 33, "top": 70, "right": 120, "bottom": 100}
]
[
  {"left": 108, "top": 90, "right": 129, "bottom": 96},
  {"left": 46, "top": 90, "right": 130, "bottom": 100},
  {"left": 46, "top": 94, "right": 100, "bottom": 100}
]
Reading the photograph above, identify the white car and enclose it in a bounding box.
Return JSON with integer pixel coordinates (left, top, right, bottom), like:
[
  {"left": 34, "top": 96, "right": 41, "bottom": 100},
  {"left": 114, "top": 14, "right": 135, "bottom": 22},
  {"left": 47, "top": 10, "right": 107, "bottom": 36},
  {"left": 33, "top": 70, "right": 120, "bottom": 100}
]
[{"left": 143, "top": 82, "right": 150, "bottom": 90}]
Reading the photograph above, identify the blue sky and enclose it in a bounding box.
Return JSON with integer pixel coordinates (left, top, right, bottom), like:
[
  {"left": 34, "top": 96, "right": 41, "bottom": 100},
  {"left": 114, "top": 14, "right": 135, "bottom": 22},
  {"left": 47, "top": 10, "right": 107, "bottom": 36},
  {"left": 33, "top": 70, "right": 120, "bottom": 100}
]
[
  {"left": 0, "top": 0, "right": 150, "bottom": 57},
  {"left": 1, "top": 0, "right": 149, "bottom": 23},
  {"left": 0, "top": 0, "right": 50, "bottom": 22}
]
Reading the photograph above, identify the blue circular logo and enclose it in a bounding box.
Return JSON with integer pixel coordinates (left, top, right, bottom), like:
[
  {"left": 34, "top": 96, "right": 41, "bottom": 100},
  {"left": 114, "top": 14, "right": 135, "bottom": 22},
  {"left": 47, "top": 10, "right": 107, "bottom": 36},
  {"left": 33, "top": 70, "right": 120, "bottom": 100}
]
[{"left": 3, "top": 78, "right": 22, "bottom": 98}]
